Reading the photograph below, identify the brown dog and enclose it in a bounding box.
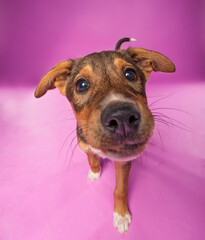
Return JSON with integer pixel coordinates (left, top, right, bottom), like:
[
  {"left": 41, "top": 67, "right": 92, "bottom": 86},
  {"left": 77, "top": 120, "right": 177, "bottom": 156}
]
[{"left": 34, "top": 38, "right": 175, "bottom": 233}]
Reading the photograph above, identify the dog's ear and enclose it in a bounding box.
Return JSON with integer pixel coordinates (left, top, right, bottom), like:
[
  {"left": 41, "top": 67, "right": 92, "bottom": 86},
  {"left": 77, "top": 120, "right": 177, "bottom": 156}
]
[
  {"left": 126, "top": 48, "right": 175, "bottom": 81},
  {"left": 34, "top": 60, "right": 74, "bottom": 98}
]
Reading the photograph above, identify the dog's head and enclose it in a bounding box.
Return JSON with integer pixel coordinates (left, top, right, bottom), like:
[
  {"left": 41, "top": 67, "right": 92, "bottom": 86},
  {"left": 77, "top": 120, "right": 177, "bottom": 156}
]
[{"left": 35, "top": 39, "right": 175, "bottom": 161}]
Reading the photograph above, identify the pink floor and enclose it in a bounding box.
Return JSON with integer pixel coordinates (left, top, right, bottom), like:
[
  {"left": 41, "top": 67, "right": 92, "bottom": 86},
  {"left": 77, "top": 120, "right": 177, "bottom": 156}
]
[{"left": 0, "top": 82, "right": 205, "bottom": 240}]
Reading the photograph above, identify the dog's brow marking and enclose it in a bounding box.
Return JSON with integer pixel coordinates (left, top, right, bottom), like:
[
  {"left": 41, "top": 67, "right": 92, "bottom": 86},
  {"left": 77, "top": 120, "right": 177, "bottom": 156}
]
[
  {"left": 78, "top": 64, "right": 93, "bottom": 78},
  {"left": 114, "top": 58, "right": 128, "bottom": 69}
]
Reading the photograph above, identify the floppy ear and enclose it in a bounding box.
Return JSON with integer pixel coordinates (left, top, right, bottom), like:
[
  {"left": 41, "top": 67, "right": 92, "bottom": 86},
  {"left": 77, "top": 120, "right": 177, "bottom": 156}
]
[
  {"left": 126, "top": 48, "right": 176, "bottom": 81},
  {"left": 34, "top": 60, "right": 74, "bottom": 98}
]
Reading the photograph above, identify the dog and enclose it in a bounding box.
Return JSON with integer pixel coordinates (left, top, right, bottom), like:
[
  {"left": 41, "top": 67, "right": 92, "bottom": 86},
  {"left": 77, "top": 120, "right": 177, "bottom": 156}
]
[{"left": 34, "top": 38, "right": 175, "bottom": 233}]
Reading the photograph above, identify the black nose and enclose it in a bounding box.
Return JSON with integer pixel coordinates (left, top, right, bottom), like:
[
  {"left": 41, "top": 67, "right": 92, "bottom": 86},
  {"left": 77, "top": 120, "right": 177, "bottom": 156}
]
[{"left": 101, "top": 102, "right": 141, "bottom": 137}]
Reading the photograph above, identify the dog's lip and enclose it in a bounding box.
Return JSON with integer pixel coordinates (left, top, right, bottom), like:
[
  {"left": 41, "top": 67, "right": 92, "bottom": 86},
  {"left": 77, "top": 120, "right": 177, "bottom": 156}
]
[
  {"left": 105, "top": 142, "right": 146, "bottom": 153},
  {"left": 88, "top": 141, "right": 147, "bottom": 161}
]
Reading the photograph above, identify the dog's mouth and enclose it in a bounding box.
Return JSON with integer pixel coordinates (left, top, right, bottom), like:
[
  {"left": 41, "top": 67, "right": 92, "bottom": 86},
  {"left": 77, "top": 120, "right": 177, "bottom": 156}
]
[
  {"left": 89, "top": 141, "right": 147, "bottom": 161},
  {"left": 107, "top": 142, "right": 144, "bottom": 152}
]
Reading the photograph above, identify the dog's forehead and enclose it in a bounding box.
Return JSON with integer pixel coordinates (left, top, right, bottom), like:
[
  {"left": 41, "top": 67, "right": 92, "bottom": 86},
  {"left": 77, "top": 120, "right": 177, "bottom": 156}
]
[
  {"left": 72, "top": 50, "right": 132, "bottom": 74},
  {"left": 83, "top": 50, "right": 130, "bottom": 64}
]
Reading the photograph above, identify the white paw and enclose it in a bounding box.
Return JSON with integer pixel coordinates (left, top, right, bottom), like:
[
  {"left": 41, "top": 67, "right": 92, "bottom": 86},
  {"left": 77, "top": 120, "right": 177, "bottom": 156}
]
[
  {"left": 113, "top": 212, "right": 131, "bottom": 233},
  {"left": 88, "top": 168, "right": 101, "bottom": 181}
]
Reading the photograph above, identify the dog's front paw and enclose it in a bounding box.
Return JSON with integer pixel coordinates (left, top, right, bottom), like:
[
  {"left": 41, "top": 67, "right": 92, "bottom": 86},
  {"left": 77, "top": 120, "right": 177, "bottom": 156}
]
[
  {"left": 88, "top": 168, "right": 101, "bottom": 181},
  {"left": 113, "top": 212, "right": 131, "bottom": 233}
]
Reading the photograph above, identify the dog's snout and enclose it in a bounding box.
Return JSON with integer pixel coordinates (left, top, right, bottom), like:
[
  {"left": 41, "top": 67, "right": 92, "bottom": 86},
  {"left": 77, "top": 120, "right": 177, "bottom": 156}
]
[{"left": 101, "top": 103, "right": 141, "bottom": 137}]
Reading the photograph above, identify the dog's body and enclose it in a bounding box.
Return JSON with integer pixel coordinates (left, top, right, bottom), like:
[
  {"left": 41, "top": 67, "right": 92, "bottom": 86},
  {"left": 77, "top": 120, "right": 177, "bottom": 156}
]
[{"left": 35, "top": 38, "right": 175, "bottom": 233}]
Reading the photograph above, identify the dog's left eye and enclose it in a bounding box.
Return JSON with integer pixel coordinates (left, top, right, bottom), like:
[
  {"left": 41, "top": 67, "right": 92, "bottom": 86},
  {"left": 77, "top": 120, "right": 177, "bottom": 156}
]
[
  {"left": 76, "top": 79, "right": 90, "bottom": 93},
  {"left": 124, "top": 69, "right": 137, "bottom": 81}
]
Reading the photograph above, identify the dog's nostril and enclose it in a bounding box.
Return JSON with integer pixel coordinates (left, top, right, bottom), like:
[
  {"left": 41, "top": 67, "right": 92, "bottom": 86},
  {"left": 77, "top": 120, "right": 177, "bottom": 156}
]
[
  {"left": 107, "top": 119, "right": 118, "bottom": 130},
  {"left": 129, "top": 115, "right": 140, "bottom": 126},
  {"left": 129, "top": 115, "right": 136, "bottom": 124}
]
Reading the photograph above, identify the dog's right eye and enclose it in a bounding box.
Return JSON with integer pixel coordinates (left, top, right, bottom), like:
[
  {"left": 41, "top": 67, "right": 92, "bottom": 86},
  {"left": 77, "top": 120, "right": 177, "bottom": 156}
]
[
  {"left": 76, "top": 79, "right": 90, "bottom": 93},
  {"left": 124, "top": 69, "right": 137, "bottom": 81}
]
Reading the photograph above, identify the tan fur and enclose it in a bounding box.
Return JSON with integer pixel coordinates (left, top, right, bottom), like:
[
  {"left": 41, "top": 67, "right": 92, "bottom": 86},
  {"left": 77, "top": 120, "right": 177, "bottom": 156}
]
[
  {"left": 114, "top": 57, "right": 139, "bottom": 77},
  {"left": 87, "top": 151, "right": 101, "bottom": 173},
  {"left": 76, "top": 64, "right": 93, "bottom": 79},
  {"left": 34, "top": 60, "right": 73, "bottom": 98},
  {"left": 127, "top": 48, "right": 175, "bottom": 80},
  {"left": 114, "top": 161, "right": 131, "bottom": 216},
  {"left": 114, "top": 58, "right": 128, "bottom": 70}
]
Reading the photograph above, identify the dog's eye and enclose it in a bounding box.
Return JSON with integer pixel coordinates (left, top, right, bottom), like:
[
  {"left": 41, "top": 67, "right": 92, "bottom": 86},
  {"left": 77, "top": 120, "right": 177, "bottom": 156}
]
[
  {"left": 124, "top": 69, "right": 137, "bottom": 81},
  {"left": 76, "top": 79, "right": 90, "bottom": 93}
]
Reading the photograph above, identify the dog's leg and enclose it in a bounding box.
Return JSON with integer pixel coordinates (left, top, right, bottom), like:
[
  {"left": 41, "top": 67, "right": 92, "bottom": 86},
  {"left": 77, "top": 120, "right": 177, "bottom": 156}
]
[
  {"left": 87, "top": 151, "right": 101, "bottom": 181},
  {"left": 113, "top": 161, "right": 131, "bottom": 233}
]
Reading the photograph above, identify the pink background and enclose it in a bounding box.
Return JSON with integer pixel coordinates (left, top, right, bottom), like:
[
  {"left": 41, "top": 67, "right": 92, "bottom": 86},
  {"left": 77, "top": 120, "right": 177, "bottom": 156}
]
[
  {"left": 0, "top": 0, "right": 205, "bottom": 239},
  {"left": 0, "top": 0, "right": 205, "bottom": 85}
]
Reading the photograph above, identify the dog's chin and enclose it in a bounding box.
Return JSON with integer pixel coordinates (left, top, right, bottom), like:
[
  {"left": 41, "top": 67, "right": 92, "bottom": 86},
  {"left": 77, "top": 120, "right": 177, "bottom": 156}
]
[{"left": 89, "top": 142, "right": 147, "bottom": 162}]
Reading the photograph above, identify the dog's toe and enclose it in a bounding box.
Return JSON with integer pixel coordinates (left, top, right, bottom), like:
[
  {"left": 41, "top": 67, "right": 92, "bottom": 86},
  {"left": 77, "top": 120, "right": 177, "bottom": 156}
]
[
  {"left": 113, "top": 212, "right": 131, "bottom": 233},
  {"left": 88, "top": 168, "right": 101, "bottom": 181}
]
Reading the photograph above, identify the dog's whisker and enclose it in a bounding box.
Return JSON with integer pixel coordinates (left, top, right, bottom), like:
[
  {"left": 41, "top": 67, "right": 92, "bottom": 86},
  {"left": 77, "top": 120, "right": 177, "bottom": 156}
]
[
  {"left": 152, "top": 112, "right": 190, "bottom": 129},
  {"left": 64, "top": 145, "right": 70, "bottom": 168},
  {"left": 64, "top": 134, "right": 78, "bottom": 170},
  {"left": 154, "top": 118, "right": 170, "bottom": 127},
  {"left": 62, "top": 131, "right": 77, "bottom": 167},
  {"left": 59, "top": 128, "right": 76, "bottom": 155},
  {"left": 151, "top": 107, "right": 191, "bottom": 115},
  {"left": 58, "top": 113, "right": 76, "bottom": 122},
  {"left": 147, "top": 94, "right": 169, "bottom": 98},
  {"left": 154, "top": 117, "right": 191, "bottom": 132},
  {"left": 155, "top": 127, "right": 163, "bottom": 147},
  {"left": 68, "top": 134, "right": 78, "bottom": 153},
  {"left": 62, "top": 117, "right": 76, "bottom": 121},
  {"left": 66, "top": 141, "right": 78, "bottom": 172},
  {"left": 153, "top": 112, "right": 186, "bottom": 127},
  {"left": 148, "top": 93, "right": 174, "bottom": 108}
]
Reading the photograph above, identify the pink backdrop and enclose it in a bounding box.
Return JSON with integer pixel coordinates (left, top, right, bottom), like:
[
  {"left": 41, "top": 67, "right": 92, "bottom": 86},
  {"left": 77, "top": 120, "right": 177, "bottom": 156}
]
[
  {"left": 0, "top": 0, "right": 205, "bottom": 85},
  {"left": 1, "top": 0, "right": 205, "bottom": 240}
]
